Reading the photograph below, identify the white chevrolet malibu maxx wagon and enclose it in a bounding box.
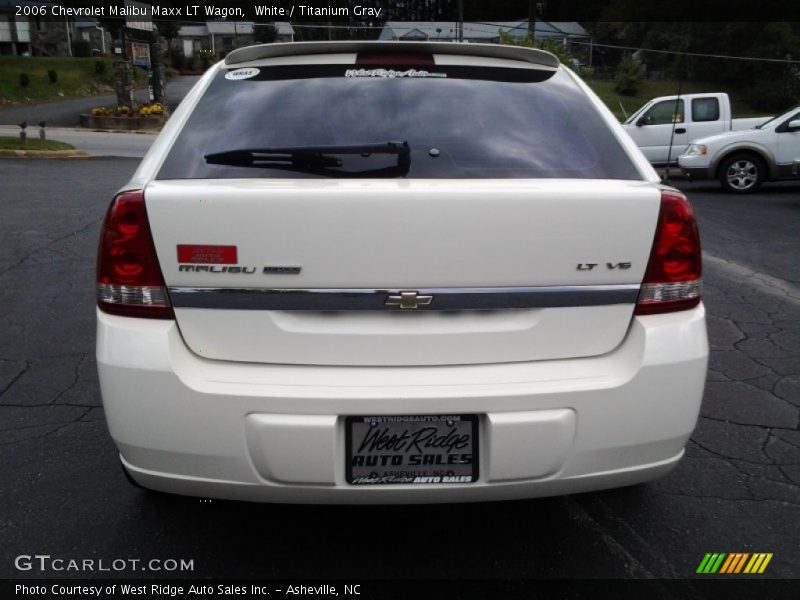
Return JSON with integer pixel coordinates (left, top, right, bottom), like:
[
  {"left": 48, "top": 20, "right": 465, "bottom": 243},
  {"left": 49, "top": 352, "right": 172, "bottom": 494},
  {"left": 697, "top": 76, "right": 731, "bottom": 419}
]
[{"left": 96, "top": 41, "right": 708, "bottom": 503}]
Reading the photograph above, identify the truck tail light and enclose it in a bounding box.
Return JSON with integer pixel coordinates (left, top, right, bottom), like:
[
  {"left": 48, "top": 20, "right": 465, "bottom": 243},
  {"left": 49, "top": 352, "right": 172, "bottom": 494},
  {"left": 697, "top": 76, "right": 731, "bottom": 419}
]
[
  {"left": 96, "top": 190, "right": 174, "bottom": 319},
  {"left": 635, "top": 189, "right": 702, "bottom": 315}
]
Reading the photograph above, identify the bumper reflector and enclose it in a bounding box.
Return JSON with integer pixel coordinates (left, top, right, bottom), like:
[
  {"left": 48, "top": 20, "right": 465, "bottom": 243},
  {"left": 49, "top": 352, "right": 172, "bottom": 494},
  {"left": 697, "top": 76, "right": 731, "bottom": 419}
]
[
  {"left": 635, "top": 280, "right": 702, "bottom": 314},
  {"left": 97, "top": 283, "right": 172, "bottom": 318}
]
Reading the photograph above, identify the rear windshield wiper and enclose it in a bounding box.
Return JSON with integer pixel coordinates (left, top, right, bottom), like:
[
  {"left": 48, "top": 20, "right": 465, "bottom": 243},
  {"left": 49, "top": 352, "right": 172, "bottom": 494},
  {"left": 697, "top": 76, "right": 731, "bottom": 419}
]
[{"left": 204, "top": 141, "right": 411, "bottom": 174}]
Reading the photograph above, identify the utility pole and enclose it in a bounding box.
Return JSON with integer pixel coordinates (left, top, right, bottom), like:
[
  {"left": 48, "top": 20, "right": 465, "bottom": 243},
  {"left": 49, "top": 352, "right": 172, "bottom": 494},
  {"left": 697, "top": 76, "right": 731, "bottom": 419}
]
[
  {"left": 65, "top": 17, "right": 72, "bottom": 56},
  {"left": 457, "top": 0, "right": 463, "bottom": 42},
  {"left": 528, "top": 0, "right": 534, "bottom": 38}
]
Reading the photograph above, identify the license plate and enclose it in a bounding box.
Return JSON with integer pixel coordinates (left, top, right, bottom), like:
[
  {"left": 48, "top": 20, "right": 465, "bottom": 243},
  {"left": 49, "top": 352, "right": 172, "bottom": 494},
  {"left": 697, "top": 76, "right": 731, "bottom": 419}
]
[{"left": 345, "top": 415, "right": 479, "bottom": 485}]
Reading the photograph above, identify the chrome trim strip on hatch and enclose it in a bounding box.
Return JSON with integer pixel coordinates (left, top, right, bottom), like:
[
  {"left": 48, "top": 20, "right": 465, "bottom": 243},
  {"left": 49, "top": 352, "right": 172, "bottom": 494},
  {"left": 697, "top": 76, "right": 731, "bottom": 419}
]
[{"left": 167, "top": 285, "right": 640, "bottom": 311}]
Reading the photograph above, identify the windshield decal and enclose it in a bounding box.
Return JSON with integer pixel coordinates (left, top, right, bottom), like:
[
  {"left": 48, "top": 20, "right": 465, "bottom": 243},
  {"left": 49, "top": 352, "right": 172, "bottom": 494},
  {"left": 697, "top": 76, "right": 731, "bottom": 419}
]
[
  {"left": 225, "top": 68, "right": 260, "bottom": 81},
  {"left": 345, "top": 68, "right": 447, "bottom": 79}
]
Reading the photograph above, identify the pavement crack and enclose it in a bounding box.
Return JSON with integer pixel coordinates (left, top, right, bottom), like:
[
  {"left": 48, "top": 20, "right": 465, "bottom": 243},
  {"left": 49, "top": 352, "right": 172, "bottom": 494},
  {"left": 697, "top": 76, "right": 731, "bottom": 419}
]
[
  {"left": 563, "top": 497, "right": 657, "bottom": 578},
  {"left": 49, "top": 352, "right": 88, "bottom": 406},
  {"left": 0, "top": 406, "right": 94, "bottom": 445},
  {"left": 0, "top": 361, "right": 31, "bottom": 399},
  {"left": 689, "top": 438, "right": 794, "bottom": 468},
  {"left": 0, "top": 215, "right": 103, "bottom": 277},
  {"left": 698, "top": 415, "right": 798, "bottom": 433},
  {"left": 652, "top": 489, "right": 800, "bottom": 507},
  {"left": 771, "top": 433, "right": 800, "bottom": 451}
]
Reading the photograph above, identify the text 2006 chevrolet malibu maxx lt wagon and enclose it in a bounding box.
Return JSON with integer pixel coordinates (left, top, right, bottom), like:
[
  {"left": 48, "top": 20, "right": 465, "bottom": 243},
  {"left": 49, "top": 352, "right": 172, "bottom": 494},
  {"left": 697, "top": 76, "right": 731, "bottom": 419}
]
[{"left": 96, "top": 41, "right": 708, "bottom": 503}]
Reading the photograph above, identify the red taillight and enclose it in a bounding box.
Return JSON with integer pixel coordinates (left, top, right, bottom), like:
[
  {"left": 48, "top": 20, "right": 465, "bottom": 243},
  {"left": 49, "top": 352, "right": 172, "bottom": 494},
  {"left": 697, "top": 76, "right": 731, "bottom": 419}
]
[
  {"left": 635, "top": 189, "right": 702, "bottom": 315},
  {"left": 355, "top": 52, "right": 435, "bottom": 66},
  {"left": 96, "top": 190, "right": 173, "bottom": 319}
]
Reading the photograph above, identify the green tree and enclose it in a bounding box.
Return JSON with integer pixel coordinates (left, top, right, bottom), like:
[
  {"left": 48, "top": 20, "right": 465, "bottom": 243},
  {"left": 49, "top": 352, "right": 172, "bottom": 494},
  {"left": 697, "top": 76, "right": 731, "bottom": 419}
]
[
  {"left": 614, "top": 54, "right": 642, "bottom": 96},
  {"left": 253, "top": 24, "right": 278, "bottom": 44},
  {"left": 498, "top": 30, "right": 573, "bottom": 64},
  {"left": 158, "top": 21, "right": 180, "bottom": 48}
]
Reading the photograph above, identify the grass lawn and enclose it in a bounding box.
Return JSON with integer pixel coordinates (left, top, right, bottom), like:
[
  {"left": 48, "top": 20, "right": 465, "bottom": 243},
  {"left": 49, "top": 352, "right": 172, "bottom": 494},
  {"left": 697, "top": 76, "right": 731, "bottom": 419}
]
[
  {"left": 0, "top": 136, "right": 75, "bottom": 151},
  {"left": 0, "top": 56, "right": 148, "bottom": 105},
  {"left": 586, "top": 78, "right": 764, "bottom": 121}
]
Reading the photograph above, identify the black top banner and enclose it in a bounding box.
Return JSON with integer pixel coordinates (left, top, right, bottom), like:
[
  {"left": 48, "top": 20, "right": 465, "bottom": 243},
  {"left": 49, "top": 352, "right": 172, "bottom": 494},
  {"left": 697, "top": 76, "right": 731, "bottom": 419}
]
[{"left": 7, "top": 0, "right": 800, "bottom": 23}]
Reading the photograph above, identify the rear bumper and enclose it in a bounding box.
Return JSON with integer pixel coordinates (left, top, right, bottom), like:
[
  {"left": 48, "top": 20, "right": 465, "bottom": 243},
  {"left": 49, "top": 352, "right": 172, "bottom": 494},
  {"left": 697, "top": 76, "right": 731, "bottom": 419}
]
[{"left": 97, "top": 305, "right": 708, "bottom": 503}]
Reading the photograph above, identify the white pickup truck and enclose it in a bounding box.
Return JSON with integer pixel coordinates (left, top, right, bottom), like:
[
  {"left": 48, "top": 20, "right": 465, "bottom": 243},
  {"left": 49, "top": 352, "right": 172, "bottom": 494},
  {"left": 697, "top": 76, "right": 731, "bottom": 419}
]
[{"left": 621, "top": 92, "right": 769, "bottom": 165}]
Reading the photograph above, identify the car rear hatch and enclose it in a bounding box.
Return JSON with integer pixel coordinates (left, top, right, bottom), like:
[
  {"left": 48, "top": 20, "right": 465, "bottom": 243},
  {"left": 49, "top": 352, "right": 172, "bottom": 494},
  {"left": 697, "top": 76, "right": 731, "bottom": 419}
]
[{"left": 145, "top": 44, "right": 658, "bottom": 366}]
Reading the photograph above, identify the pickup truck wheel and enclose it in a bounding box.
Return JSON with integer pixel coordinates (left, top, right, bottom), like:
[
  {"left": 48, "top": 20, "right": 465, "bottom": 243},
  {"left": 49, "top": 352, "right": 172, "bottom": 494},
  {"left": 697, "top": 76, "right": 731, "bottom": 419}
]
[{"left": 719, "top": 155, "right": 765, "bottom": 193}]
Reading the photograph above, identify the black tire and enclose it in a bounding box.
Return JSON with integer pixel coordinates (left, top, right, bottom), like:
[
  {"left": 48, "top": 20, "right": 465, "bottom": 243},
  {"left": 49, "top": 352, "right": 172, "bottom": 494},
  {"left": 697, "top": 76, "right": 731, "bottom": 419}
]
[{"left": 719, "top": 153, "right": 765, "bottom": 194}]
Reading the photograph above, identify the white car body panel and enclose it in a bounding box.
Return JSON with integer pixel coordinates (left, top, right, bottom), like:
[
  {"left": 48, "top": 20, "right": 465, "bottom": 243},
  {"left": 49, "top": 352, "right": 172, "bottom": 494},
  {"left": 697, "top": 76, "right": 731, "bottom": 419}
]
[
  {"left": 146, "top": 178, "right": 659, "bottom": 366},
  {"left": 98, "top": 304, "right": 708, "bottom": 503},
  {"left": 97, "top": 42, "right": 708, "bottom": 503}
]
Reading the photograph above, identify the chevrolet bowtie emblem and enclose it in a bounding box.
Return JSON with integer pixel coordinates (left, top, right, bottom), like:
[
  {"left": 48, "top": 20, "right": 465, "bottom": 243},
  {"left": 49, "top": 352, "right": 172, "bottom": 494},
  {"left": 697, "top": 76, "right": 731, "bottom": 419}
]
[{"left": 385, "top": 291, "right": 433, "bottom": 310}]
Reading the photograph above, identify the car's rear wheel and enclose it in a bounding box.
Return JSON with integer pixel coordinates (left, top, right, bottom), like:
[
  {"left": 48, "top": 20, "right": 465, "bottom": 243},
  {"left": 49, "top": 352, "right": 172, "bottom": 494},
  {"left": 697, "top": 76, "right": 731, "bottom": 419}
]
[{"left": 719, "top": 154, "right": 765, "bottom": 194}]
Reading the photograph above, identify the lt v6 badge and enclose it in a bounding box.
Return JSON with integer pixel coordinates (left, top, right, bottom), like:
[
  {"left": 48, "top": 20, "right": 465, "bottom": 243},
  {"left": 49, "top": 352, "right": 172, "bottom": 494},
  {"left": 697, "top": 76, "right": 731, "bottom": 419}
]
[{"left": 577, "top": 262, "right": 632, "bottom": 271}]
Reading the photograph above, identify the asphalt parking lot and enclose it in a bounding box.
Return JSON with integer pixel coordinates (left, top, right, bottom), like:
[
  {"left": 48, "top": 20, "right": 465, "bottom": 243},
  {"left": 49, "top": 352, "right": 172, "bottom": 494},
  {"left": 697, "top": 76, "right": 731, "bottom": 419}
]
[{"left": 0, "top": 158, "right": 797, "bottom": 589}]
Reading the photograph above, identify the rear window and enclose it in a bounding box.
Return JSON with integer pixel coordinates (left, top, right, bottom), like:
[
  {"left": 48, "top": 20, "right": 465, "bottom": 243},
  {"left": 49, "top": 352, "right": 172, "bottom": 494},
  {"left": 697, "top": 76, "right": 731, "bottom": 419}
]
[
  {"left": 157, "top": 63, "right": 641, "bottom": 180},
  {"left": 692, "top": 97, "right": 720, "bottom": 122}
]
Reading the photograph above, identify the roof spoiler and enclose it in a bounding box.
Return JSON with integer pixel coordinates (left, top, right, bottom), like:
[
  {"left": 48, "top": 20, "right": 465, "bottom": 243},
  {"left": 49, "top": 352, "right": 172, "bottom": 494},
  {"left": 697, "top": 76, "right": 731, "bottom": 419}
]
[{"left": 225, "top": 41, "right": 560, "bottom": 70}]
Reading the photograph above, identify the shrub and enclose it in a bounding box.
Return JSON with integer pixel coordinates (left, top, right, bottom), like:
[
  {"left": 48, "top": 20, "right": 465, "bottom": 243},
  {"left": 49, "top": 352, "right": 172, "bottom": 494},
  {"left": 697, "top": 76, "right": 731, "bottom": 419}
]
[
  {"left": 614, "top": 54, "right": 642, "bottom": 96},
  {"left": 90, "top": 107, "right": 111, "bottom": 116},
  {"left": 168, "top": 47, "right": 185, "bottom": 71},
  {"left": 19, "top": 73, "right": 30, "bottom": 87},
  {"left": 71, "top": 39, "right": 92, "bottom": 57},
  {"left": 95, "top": 60, "right": 106, "bottom": 75},
  {"left": 196, "top": 48, "right": 214, "bottom": 69},
  {"left": 139, "top": 103, "right": 164, "bottom": 116},
  {"left": 115, "top": 105, "right": 131, "bottom": 116},
  {"left": 47, "top": 69, "right": 58, "bottom": 83},
  {"left": 498, "top": 31, "right": 576, "bottom": 66}
]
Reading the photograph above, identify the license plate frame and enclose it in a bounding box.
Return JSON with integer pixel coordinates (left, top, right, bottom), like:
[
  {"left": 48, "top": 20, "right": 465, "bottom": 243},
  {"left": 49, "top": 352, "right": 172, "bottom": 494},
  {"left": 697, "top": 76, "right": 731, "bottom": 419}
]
[{"left": 345, "top": 414, "right": 479, "bottom": 485}]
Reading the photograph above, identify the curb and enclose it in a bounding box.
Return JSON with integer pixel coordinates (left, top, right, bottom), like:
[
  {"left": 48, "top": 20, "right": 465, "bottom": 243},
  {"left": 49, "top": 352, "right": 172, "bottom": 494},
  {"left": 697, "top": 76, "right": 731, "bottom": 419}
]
[
  {"left": 0, "top": 149, "right": 91, "bottom": 158},
  {"left": 80, "top": 128, "right": 159, "bottom": 134}
]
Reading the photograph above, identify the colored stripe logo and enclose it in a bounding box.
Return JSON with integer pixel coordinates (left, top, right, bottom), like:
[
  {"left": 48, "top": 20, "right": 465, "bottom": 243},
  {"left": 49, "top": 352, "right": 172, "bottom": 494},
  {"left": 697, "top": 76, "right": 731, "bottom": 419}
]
[{"left": 697, "top": 553, "right": 773, "bottom": 574}]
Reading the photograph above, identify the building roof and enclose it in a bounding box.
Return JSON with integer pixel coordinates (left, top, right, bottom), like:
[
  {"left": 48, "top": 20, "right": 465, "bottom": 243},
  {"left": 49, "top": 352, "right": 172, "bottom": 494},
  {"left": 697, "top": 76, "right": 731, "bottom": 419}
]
[
  {"left": 253, "top": 21, "right": 295, "bottom": 36},
  {"left": 73, "top": 19, "right": 101, "bottom": 29},
  {"left": 548, "top": 22, "right": 590, "bottom": 36},
  {"left": 274, "top": 21, "right": 294, "bottom": 36},
  {"left": 178, "top": 25, "right": 208, "bottom": 37},
  {"left": 180, "top": 21, "right": 294, "bottom": 38},
  {"left": 378, "top": 21, "right": 589, "bottom": 42},
  {"left": 206, "top": 21, "right": 255, "bottom": 35}
]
